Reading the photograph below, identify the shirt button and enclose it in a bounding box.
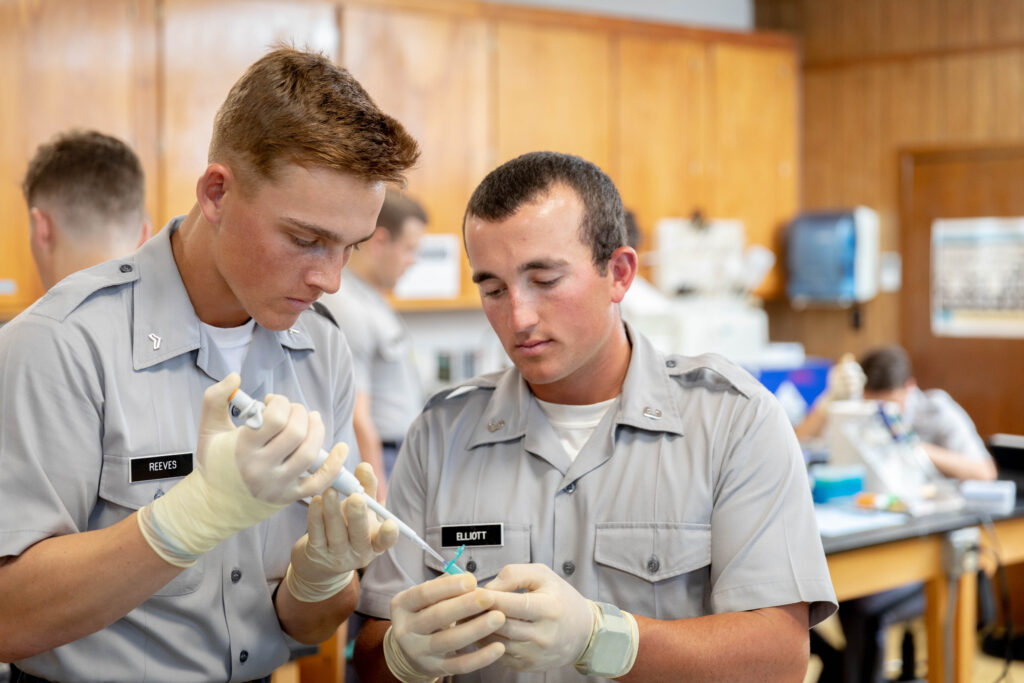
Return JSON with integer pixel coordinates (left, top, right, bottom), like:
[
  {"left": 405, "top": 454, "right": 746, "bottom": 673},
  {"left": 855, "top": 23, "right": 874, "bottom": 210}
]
[
  {"left": 563, "top": 482, "right": 576, "bottom": 494},
  {"left": 119, "top": 264, "right": 133, "bottom": 273},
  {"left": 647, "top": 556, "right": 661, "bottom": 574},
  {"left": 465, "top": 560, "right": 478, "bottom": 573},
  {"left": 230, "top": 405, "right": 241, "bottom": 418},
  {"left": 231, "top": 569, "right": 242, "bottom": 583},
  {"left": 666, "top": 359, "right": 677, "bottom": 368},
  {"left": 562, "top": 561, "right": 576, "bottom": 576},
  {"left": 239, "top": 650, "right": 249, "bottom": 663}
]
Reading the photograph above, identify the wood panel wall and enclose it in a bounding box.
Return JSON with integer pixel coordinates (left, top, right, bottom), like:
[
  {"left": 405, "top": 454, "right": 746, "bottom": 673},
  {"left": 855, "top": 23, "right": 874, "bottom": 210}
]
[
  {"left": 0, "top": 0, "right": 798, "bottom": 320},
  {"left": 756, "top": 0, "right": 1024, "bottom": 359}
]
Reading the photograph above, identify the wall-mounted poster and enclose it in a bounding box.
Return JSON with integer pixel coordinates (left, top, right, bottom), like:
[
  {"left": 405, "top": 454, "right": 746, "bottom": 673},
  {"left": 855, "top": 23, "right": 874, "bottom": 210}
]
[{"left": 931, "top": 217, "right": 1024, "bottom": 338}]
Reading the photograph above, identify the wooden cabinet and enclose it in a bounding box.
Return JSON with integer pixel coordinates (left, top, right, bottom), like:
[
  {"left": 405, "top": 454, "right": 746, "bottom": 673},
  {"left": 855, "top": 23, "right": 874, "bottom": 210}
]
[
  {"left": 340, "top": 2, "right": 489, "bottom": 310},
  {"left": 0, "top": 0, "right": 158, "bottom": 319}
]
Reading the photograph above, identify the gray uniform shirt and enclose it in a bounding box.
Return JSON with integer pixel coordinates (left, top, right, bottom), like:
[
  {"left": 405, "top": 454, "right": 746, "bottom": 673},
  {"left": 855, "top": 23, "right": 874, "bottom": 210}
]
[
  {"left": 358, "top": 326, "right": 837, "bottom": 682},
  {"left": 319, "top": 272, "right": 423, "bottom": 441},
  {"left": 0, "top": 218, "right": 358, "bottom": 682},
  {"left": 904, "top": 386, "right": 991, "bottom": 462}
]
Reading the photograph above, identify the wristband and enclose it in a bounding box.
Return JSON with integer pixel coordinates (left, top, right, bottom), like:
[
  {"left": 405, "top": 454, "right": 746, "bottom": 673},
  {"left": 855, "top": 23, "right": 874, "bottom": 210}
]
[
  {"left": 574, "top": 601, "right": 639, "bottom": 678},
  {"left": 284, "top": 564, "right": 355, "bottom": 603}
]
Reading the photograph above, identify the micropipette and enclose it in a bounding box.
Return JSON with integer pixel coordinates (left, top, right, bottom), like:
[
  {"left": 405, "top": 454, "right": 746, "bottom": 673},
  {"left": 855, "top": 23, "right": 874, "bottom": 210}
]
[{"left": 228, "top": 387, "right": 449, "bottom": 567}]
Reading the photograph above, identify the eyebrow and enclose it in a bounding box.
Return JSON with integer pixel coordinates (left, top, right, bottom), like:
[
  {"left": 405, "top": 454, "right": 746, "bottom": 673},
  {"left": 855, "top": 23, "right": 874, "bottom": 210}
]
[
  {"left": 471, "top": 258, "right": 568, "bottom": 284},
  {"left": 282, "top": 216, "right": 375, "bottom": 246}
]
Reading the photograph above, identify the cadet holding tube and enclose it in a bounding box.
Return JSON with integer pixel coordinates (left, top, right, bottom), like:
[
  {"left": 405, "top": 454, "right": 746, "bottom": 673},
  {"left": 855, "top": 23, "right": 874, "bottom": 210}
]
[
  {"left": 355, "top": 153, "right": 838, "bottom": 682},
  {"left": 0, "top": 48, "right": 418, "bottom": 682}
]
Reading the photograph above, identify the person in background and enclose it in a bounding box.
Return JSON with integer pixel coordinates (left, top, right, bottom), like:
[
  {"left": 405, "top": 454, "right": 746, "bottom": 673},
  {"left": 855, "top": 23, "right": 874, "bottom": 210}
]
[
  {"left": 22, "top": 129, "right": 152, "bottom": 289},
  {"left": 319, "top": 188, "right": 428, "bottom": 502},
  {"left": 353, "top": 151, "right": 837, "bottom": 682},
  {"left": 798, "top": 345, "right": 994, "bottom": 682},
  {"left": 0, "top": 47, "right": 418, "bottom": 682},
  {"left": 796, "top": 345, "right": 995, "bottom": 481}
]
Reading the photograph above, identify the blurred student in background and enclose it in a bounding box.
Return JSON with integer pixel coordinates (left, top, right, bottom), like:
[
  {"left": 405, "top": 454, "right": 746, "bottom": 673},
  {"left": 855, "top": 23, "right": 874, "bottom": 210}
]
[{"left": 23, "top": 129, "right": 151, "bottom": 289}]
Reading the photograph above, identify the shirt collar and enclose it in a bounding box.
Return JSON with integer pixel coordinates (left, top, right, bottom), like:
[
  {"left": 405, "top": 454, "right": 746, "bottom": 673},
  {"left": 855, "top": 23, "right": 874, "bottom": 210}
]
[
  {"left": 466, "top": 321, "right": 685, "bottom": 452},
  {"left": 131, "top": 217, "right": 316, "bottom": 378}
]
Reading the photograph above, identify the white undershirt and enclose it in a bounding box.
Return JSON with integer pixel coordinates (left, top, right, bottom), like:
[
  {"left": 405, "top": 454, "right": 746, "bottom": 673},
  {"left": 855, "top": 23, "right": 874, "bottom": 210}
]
[
  {"left": 201, "top": 319, "right": 256, "bottom": 376},
  {"left": 535, "top": 396, "right": 619, "bottom": 462}
]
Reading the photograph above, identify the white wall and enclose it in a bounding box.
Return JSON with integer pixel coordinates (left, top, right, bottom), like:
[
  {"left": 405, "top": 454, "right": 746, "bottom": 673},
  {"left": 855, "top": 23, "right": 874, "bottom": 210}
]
[{"left": 482, "top": 0, "right": 754, "bottom": 31}]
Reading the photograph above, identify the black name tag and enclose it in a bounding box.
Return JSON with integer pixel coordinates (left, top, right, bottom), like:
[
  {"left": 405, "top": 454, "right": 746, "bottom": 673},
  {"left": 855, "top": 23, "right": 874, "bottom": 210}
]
[
  {"left": 130, "top": 454, "right": 193, "bottom": 483},
  {"left": 441, "top": 523, "right": 503, "bottom": 548}
]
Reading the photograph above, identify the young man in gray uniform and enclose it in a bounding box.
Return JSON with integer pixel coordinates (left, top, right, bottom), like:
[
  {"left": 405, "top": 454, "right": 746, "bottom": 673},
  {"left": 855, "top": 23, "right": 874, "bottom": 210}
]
[
  {"left": 319, "top": 188, "right": 428, "bottom": 500},
  {"left": 354, "top": 152, "right": 837, "bottom": 681},
  {"left": 23, "top": 129, "right": 152, "bottom": 290},
  {"left": 0, "top": 48, "right": 418, "bottom": 682}
]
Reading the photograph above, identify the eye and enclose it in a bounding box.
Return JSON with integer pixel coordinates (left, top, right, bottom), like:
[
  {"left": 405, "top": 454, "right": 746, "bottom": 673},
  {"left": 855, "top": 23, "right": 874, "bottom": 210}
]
[
  {"left": 291, "top": 234, "right": 318, "bottom": 248},
  {"left": 534, "top": 277, "right": 561, "bottom": 287},
  {"left": 481, "top": 285, "right": 506, "bottom": 299}
]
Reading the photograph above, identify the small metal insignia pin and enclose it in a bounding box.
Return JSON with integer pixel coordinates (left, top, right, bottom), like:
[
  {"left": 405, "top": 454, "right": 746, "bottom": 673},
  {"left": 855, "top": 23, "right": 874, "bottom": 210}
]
[
  {"left": 642, "top": 406, "right": 663, "bottom": 419},
  {"left": 148, "top": 333, "right": 161, "bottom": 350},
  {"left": 487, "top": 419, "right": 505, "bottom": 432}
]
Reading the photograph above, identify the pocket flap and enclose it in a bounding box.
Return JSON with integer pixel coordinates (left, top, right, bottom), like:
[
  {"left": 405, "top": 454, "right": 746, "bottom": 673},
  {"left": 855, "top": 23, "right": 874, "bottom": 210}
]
[
  {"left": 424, "top": 524, "right": 530, "bottom": 581},
  {"left": 594, "top": 522, "right": 710, "bottom": 582}
]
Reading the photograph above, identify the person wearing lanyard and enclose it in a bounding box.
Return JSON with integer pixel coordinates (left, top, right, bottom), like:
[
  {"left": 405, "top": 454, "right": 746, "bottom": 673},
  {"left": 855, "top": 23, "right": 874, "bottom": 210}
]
[
  {"left": 353, "top": 151, "right": 838, "bottom": 682},
  {"left": 0, "top": 47, "right": 418, "bottom": 682},
  {"left": 319, "top": 188, "right": 429, "bottom": 501}
]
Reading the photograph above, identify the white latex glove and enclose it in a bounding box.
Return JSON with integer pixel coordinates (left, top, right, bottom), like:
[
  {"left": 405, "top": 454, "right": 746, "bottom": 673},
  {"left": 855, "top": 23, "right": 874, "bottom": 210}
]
[
  {"left": 482, "top": 563, "right": 594, "bottom": 672},
  {"left": 824, "top": 352, "right": 866, "bottom": 403},
  {"left": 138, "top": 374, "right": 344, "bottom": 567},
  {"left": 384, "top": 573, "right": 506, "bottom": 682},
  {"left": 285, "top": 461, "right": 400, "bottom": 602}
]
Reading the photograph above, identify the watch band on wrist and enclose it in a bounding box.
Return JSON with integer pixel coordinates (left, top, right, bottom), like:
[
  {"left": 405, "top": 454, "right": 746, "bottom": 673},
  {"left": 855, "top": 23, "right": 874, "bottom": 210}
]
[{"left": 574, "top": 601, "right": 638, "bottom": 678}]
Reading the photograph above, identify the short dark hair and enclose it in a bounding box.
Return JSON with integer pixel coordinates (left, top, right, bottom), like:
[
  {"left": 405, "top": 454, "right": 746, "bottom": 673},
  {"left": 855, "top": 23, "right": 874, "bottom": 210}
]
[
  {"left": 22, "top": 129, "right": 145, "bottom": 237},
  {"left": 624, "top": 209, "right": 641, "bottom": 250},
  {"left": 464, "top": 152, "right": 626, "bottom": 273},
  {"left": 860, "top": 345, "right": 913, "bottom": 392},
  {"left": 377, "top": 188, "right": 428, "bottom": 239},
  {"left": 210, "top": 47, "right": 419, "bottom": 190}
]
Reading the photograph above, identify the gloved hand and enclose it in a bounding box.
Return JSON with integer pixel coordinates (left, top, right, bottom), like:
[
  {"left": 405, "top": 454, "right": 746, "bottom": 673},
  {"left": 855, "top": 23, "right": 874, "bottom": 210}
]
[
  {"left": 285, "top": 461, "right": 400, "bottom": 602},
  {"left": 138, "top": 373, "right": 344, "bottom": 567},
  {"left": 384, "top": 573, "right": 506, "bottom": 682},
  {"left": 823, "top": 352, "right": 866, "bottom": 403},
  {"left": 482, "top": 563, "right": 594, "bottom": 672}
]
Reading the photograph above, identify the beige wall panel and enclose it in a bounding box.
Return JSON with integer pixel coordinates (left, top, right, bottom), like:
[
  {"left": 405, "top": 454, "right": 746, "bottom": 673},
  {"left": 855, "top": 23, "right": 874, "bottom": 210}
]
[
  {"left": 0, "top": 0, "right": 158, "bottom": 320},
  {"left": 494, "top": 20, "right": 613, "bottom": 173},
  {"left": 613, "top": 34, "right": 708, "bottom": 259},
  {"left": 340, "top": 3, "right": 489, "bottom": 309},
  {"left": 159, "top": 0, "right": 337, "bottom": 226}
]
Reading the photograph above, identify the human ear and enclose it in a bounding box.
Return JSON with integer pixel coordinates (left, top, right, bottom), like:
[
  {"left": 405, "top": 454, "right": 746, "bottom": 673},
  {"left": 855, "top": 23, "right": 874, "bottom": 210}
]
[
  {"left": 608, "top": 246, "right": 639, "bottom": 303},
  {"left": 195, "top": 163, "right": 232, "bottom": 225},
  {"left": 29, "top": 207, "right": 56, "bottom": 253}
]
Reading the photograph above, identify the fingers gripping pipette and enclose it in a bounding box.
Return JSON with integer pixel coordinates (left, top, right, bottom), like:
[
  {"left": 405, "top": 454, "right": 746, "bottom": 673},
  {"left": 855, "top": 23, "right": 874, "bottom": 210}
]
[{"left": 228, "top": 387, "right": 449, "bottom": 567}]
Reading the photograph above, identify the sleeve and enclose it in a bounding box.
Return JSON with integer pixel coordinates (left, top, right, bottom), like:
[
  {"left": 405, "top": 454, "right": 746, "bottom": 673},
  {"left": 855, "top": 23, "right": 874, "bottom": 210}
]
[
  {"left": 708, "top": 390, "right": 838, "bottom": 627},
  {"left": 0, "top": 316, "right": 104, "bottom": 557},
  {"left": 920, "top": 389, "right": 991, "bottom": 462},
  {"left": 356, "top": 411, "right": 437, "bottom": 619}
]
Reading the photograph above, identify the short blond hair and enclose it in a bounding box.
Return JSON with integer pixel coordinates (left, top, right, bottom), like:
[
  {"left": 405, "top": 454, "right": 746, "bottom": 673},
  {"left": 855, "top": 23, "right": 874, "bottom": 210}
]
[{"left": 209, "top": 47, "right": 419, "bottom": 189}]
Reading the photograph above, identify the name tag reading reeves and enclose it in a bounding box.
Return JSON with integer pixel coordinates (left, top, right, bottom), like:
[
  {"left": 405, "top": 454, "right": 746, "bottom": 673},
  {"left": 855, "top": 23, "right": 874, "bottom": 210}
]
[
  {"left": 441, "top": 523, "right": 503, "bottom": 548},
  {"left": 130, "top": 454, "right": 193, "bottom": 483}
]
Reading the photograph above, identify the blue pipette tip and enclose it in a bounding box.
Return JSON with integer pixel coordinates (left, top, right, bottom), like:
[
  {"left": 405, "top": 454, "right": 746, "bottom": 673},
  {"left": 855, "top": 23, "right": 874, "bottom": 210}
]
[{"left": 443, "top": 545, "right": 467, "bottom": 575}]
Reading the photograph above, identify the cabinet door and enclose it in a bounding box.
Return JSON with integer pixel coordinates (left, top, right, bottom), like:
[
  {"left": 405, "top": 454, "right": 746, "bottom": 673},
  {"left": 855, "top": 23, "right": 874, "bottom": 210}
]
[
  {"left": 614, "top": 34, "right": 709, "bottom": 267},
  {"left": 159, "top": 0, "right": 337, "bottom": 227},
  {"left": 340, "top": 3, "right": 489, "bottom": 310},
  {"left": 710, "top": 43, "right": 798, "bottom": 299},
  {"left": 494, "top": 19, "right": 613, "bottom": 174},
  {"left": 0, "top": 0, "right": 158, "bottom": 319}
]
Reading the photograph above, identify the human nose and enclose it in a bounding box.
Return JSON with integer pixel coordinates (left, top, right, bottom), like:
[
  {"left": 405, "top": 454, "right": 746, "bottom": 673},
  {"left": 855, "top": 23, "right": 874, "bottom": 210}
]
[
  {"left": 307, "top": 255, "right": 345, "bottom": 294},
  {"left": 508, "top": 290, "right": 539, "bottom": 333}
]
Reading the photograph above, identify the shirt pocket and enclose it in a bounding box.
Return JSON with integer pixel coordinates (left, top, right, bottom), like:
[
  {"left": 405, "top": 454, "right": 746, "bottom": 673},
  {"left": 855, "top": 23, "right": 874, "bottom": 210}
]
[
  {"left": 594, "top": 522, "right": 711, "bottom": 620},
  {"left": 423, "top": 524, "right": 531, "bottom": 583},
  {"left": 98, "top": 452, "right": 204, "bottom": 596}
]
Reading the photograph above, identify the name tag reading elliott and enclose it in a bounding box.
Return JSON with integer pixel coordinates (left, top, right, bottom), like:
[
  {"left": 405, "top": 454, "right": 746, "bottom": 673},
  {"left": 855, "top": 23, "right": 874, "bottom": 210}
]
[
  {"left": 441, "top": 523, "right": 503, "bottom": 548},
  {"left": 129, "top": 454, "right": 193, "bottom": 483}
]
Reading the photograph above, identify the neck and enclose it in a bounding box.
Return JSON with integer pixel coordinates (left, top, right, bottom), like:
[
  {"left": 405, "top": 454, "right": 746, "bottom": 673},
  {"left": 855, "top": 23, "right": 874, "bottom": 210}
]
[
  {"left": 529, "top": 319, "right": 632, "bottom": 405},
  {"left": 171, "top": 205, "right": 249, "bottom": 326}
]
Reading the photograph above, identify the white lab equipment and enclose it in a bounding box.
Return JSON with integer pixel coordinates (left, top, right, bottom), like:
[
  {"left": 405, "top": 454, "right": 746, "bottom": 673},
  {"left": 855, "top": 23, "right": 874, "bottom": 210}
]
[
  {"left": 625, "top": 216, "right": 773, "bottom": 366},
  {"left": 228, "top": 387, "right": 449, "bottom": 566},
  {"left": 786, "top": 206, "right": 880, "bottom": 307}
]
